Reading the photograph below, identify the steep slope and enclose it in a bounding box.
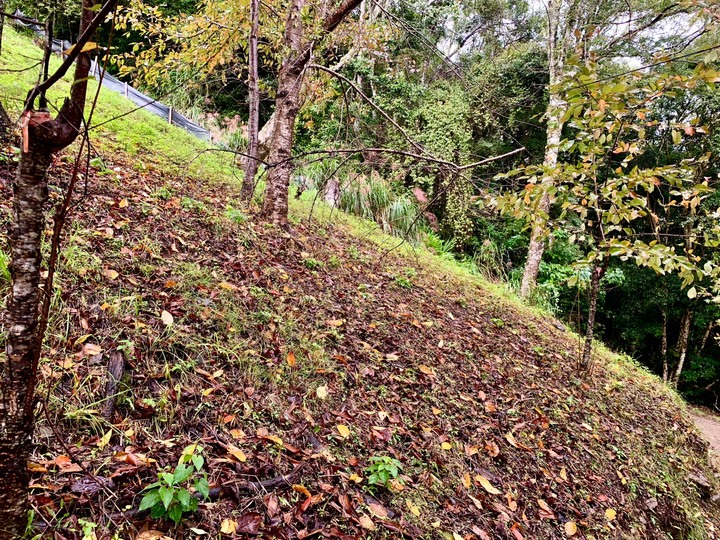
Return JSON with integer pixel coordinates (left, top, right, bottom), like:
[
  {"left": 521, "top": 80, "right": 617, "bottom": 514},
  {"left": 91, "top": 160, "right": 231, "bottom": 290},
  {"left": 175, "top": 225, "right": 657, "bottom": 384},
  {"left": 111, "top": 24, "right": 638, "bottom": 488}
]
[{"left": 1, "top": 29, "right": 719, "bottom": 540}]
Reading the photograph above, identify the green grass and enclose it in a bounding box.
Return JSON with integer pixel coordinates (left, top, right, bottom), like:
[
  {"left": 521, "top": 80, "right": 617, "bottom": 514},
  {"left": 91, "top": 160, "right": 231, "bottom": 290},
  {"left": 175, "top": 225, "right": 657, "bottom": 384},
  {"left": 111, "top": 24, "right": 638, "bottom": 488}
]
[
  {"left": 0, "top": 27, "right": 236, "bottom": 184},
  {"left": 0, "top": 247, "right": 9, "bottom": 284}
]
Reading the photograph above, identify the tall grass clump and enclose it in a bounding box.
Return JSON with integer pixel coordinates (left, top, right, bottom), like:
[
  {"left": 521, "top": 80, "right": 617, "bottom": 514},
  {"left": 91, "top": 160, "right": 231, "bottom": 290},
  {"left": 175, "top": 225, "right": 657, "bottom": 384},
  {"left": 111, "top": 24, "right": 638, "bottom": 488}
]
[{"left": 339, "top": 176, "right": 422, "bottom": 241}]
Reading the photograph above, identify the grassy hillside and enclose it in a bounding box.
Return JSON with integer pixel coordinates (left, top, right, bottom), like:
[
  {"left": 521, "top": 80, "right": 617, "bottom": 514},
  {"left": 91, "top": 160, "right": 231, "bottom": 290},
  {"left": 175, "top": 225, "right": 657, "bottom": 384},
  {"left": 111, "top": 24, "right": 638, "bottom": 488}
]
[{"left": 1, "top": 28, "right": 719, "bottom": 540}]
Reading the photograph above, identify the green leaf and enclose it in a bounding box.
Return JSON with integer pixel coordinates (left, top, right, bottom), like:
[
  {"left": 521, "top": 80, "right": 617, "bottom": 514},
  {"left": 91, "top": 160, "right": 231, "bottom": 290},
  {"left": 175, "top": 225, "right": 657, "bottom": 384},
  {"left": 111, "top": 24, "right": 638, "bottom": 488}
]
[
  {"left": 159, "top": 486, "right": 174, "bottom": 510},
  {"left": 168, "top": 503, "right": 184, "bottom": 524},
  {"left": 687, "top": 286, "right": 697, "bottom": 299},
  {"left": 173, "top": 464, "right": 193, "bottom": 484},
  {"left": 139, "top": 490, "right": 160, "bottom": 511},
  {"left": 159, "top": 472, "right": 175, "bottom": 486},
  {"left": 176, "top": 488, "right": 192, "bottom": 509},
  {"left": 150, "top": 503, "right": 166, "bottom": 519},
  {"left": 195, "top": 477, "right": 210, "bottom": 500},
  {"left": 192, "top": 455, "right": 204, "bottom": 471}
]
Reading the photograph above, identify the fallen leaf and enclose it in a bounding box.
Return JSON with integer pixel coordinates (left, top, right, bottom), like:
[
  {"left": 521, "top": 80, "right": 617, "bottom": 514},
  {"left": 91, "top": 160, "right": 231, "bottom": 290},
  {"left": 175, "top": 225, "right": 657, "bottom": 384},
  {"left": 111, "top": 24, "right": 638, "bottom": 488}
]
[
  {"left": 406, "top": 499, "right": 420, "bottom": 517},
  {"left": 326, "top": 319, "right": 344, "bottom": 327},
  {"left": 161, "top": 310, "right": 174, "bottom": 326},
  {"left": 337, "top": 424, "right": 351, "bottom": 438},
  {"left": 419, "top": 365, "right": 435, "bottom": 376},
  {"left": 287, "top": 351, "right": 297, "bottom": 367},
  {"left": 118, "top": 198, "right": 129, "bottom": 208},
  {"left": 564, "top": 521, "right": 578, "bottom": 536},
  {"left": 104, "top": 269, "right": 119, "bottom": 280},
  {"left": 441, "top": 441, "right": 452, "bottom": 450},
  {"left": 476, "top": 474, "right": 501, "bottom": 495},
  {"left": 226, "top": 443, "right": 247, "bottom": 463},
  {"left": 605, "top": 508, "right": 617, "bottom": 521},
  {"left": 235, "top": 513, "right": 262, "bottom": 535},
  {"left": 358, "top": 514, "right": 375, "bottom": 530},
  {"left": 316, "top": 386, "right": 328, "bottom": 399},
  {"left": 462, "top": 472, "right": 471, "bottom": 489}
]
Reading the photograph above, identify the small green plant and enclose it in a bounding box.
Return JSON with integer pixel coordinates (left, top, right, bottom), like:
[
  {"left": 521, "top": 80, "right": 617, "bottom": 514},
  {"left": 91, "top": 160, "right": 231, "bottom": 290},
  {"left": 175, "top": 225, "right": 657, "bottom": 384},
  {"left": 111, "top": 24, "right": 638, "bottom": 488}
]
[
  {"left": 225, "top": 206, "right": 247, "bottom": 224},
  {"left": 78, "top": 518, "right": 98, "bottom": 540},
  {"left": 365, "top": 456, "right": 403, "bottom": 489},
  {"left": 394, "top": 275, "right": 412, "bottom": 289},
  {"left": 0, "top": 248, "right": 10, "bottom": 284},
  {"left": 153, "top": 186, "right": 173, "bottom": 200},
  {"left": 181, "top": 197, "right": 206, "bottom": 212},
  {"left": 139, "top": 444, "right": 210, "bottom": 524},
  {"left": 303, "top": 258, "right": 323, "bottom": 270},
  {"left": 491, "top": 317, "right": 505, "bottom": 328}
]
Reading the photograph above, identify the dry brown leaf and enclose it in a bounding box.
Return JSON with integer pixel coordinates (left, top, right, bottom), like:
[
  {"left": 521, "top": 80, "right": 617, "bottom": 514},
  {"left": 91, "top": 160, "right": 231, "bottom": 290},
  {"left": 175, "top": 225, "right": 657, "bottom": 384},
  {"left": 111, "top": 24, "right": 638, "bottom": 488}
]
[{"left": 160, "top": 310, "right": 174, "bottom": 326}]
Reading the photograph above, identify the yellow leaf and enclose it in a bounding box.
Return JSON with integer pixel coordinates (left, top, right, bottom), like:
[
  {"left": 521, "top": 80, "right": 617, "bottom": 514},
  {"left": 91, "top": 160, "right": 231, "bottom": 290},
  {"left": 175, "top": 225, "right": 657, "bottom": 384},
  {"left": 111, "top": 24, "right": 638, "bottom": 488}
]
[
  {"left": 287, "top": 351, "right": 297, "bottom": 367},
  {"left": 161, "top": 310, "right": 174, "bottom": 326},
  {"left": 560, "top": 467, "right": 568, "bottom": 481},
  {"left": 453, "top": 533, "right": 463, "bottom": 540},
  {"left": 316, "top": 385, "right": 328, "bottom": 399},
  {"left": 349, "top": 473, "right": 363, "bottom": 483},
  {"left": 462, "top": 472, "right": 471, "bottom": 489},
  {"left": 605, "top": 508, "right": 617, "bottom": 521},
  {"left": 441, "top": 442, "right": 452, "bottom": 450},
  {"left": 226, "top": 444, "right": 246, "bottom": 463},
  {"left": 564, "top": 521, "right": 578, "bottom": 536},
  {"left": 337, "top": 424, "right": 351, "bottom": 438},
  {"left": 326, "top": 319, "right": 344, "bottom": 327},
  {"left": 476, "top": 474, "right": 501, "bottom": 495},
  {"left": 118, "top": 198, "right": 129, "bottom": 208},
  {"left": 104, "top": 269, "right": 119, "bottom": 280},
  {"left": 468, "top": 494, "right": 483, "bottom": 510},
  {"left": 219, "top": 281, "right": 238, "bottom": 290},
  {"left": 220, "top": 519, "right": 237, "bottom": 534},
  {"left": 419, "top": 365, "right": 435, "bottom": 376},
  {"left": 97, "top": 430, "right": 112, "bottom": 449},
  {"left": 406, "top": 499, "right": 420, "bottom": 517}
]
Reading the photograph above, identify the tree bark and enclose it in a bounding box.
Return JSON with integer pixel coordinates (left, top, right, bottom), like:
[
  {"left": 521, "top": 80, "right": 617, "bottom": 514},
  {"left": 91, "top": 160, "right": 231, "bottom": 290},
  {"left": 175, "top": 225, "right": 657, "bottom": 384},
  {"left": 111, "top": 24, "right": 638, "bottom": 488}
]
[
  {"left": 0, "top": 0, "right": 5, "bottom": 56},
  {"left": 672, "top": 307, "right": 694, "bottom": 388},
  {"left": 260, "top": 0, "right": 362, "bottom": 225},
  {"left": 0, "top": 1, "right": 111, "bottom": 535},
  {"left": 260, "top": 0, "right": 305, "bottom": 225},
  {"left": 581, "top": 263, "right": 604, "bottom": 370},
  {"left": 520, "top": 0, "right": 566, "bottom": 298},
  {"left": 240, "top": 0, "right": 260, "bottom": 202}
]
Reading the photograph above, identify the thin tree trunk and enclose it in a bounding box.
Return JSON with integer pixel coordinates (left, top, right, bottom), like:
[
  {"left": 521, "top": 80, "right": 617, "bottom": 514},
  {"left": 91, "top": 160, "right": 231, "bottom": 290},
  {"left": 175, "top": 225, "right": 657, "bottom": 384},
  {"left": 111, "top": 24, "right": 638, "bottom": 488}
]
[
  {"left": 661, "top": 308, "right": 669, "bottom": 383},
  {"left": 520, "top": 0, "right": 566, "bottom": 298},
  {"left": 581, "top": 263, "right": 604, "bottom": 370},
  {"left": 0, "top": 0, "right": 5, "bottom": 56},
  {"left": 0, "top": 1, "right": 109, "bottom": 535},
  {"left": 240, "top": 0, "right": 260, "bottom": 202},
  {"left": 260, "top": 0, "right": 305, "bottom": 225},
  {"left": 672, "top": 307, "right": 694, "bottom": 388}
]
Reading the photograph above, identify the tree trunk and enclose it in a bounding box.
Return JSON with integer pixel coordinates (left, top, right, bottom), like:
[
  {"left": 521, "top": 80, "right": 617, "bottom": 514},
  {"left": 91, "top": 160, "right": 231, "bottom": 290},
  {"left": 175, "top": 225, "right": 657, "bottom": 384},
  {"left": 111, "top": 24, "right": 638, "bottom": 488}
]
[
  {"left": 240, "top": 0, "right": 260, "bottom": 202},
  {"left": 260, "top": 0, "right": 305, "bottom": 225},
  {"left": 661, "top": 308, "right": 669, "bottom": 383},
  {"left": 581, "top": 263, "right": 604, "bottom": 370},
  {"left": 519, "top": 0, "right": 566, "bottom": 298},
  {"left": 0, "top": 135, "right": 53, "bottom": 538},
  {"left": 259, "top": 0, "right": 362, "bottom": 225},
  {"left": 0, "top": 1, "right": 107, "bottom": 535},
  {"left": 672, "top": 307, "right": 694, "bottom": 388},
  {"left": 0, "top": 0, "right": 5, "bottom": 56}
]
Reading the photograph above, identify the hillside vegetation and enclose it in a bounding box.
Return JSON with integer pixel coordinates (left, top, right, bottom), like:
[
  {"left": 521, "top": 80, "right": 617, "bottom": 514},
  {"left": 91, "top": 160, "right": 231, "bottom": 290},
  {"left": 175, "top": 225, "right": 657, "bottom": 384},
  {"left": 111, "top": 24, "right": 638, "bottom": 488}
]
[{"left": 1, "top": 28, "right": 719, "bottom": 540}]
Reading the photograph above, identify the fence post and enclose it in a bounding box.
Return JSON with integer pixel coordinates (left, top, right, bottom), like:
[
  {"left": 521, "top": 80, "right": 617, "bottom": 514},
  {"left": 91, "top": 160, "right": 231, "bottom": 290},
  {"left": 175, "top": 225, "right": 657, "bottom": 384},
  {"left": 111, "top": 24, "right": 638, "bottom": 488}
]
[
  {"left": 124, "top": 82, "right": 128, "bottom": 97},
  {"left": 168, "top": 106, "right": 173, "bottom": 125}
]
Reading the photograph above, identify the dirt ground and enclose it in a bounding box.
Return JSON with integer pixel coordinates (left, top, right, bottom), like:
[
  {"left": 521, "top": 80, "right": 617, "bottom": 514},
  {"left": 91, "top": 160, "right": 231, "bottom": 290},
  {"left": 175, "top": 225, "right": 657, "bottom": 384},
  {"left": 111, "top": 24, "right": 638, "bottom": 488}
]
[{"left": 692, "top": 408, "right": 720, "bottom": 466}]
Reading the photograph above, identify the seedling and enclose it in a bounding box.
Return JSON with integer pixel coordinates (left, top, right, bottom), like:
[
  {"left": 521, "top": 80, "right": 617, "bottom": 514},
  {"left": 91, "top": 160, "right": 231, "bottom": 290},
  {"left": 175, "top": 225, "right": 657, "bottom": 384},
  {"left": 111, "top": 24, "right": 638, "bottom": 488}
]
[
  {"left": 139, "top": 444, "right": 210, "bottom": 523},
  {"left": 365, "top": 456, "right": 403, "bottom": 489}
]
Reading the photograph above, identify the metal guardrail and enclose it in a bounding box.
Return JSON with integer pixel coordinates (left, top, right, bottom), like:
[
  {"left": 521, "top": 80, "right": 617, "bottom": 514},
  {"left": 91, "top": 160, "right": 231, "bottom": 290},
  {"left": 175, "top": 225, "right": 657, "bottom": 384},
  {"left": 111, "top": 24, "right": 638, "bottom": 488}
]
[
  {"left": 89, "top": 61, "right": 212, "bottom": 141},
  {"left": 11, "top": 11, "right": 212, "bottom": 141}
]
